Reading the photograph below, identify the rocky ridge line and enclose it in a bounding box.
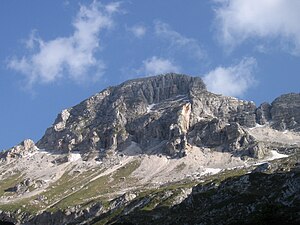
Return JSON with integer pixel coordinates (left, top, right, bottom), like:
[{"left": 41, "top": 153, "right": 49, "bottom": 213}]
[
  {"left": 35, "top": 74, "right": 264, "bottom": 159},
  {"left": 1, "top": 74, "right": 299, "bottom": 162}
]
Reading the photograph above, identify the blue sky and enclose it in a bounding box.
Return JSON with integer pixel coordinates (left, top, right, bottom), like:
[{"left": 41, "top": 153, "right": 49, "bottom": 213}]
[{"left": 1, "top": 0, "right": 300, "bottom": 150}]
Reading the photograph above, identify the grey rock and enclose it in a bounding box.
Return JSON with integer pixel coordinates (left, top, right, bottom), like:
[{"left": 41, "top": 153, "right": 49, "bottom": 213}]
[
  {"left": 0, "top": 211, "right": 20, "bottom": 225},
  {"left": 0, "top": 139, "right": 37, "bottom": 162},
  {"left": 252, "top": 162, "right": 271, "bottom": 173},
  {"left": 4, "top": 178, "right": 45, "bottom": 195},
  {"left": 109, "top": 192, "right": 137, "bottom": 210},
  {"left": 256, "top": 102, "right": 271, "bottom": 125},
  {"left": 24, "top": 202, "right": 104, "bottom": 225},
  {"left": 188, "top": 119, "right": 266, "bottom": 158},
  {"left": 271, "top": 93, "right": 300, "bottom": 131},
  {"left": 37, "top": 74, "right": 205, "bottom": 156},
  {"left": 189, "top": 91, "right": 257, "bottom": 128},
  {"left": 51, "top": 155, "right": 69, "bottom": 165},
  {"left": 247, "top": 142, "right": 268, "bottom": 159}
]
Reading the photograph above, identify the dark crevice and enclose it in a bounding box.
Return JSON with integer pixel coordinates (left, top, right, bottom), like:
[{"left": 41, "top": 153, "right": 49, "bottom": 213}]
[{"left": 0, "top": 221, "right": 15, "bottom": 225}]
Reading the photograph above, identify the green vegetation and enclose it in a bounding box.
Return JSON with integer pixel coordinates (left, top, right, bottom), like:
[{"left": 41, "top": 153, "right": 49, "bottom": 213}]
[
  {"left": 92, "top": 207, "right": 125, "bottom": 225},
  {"left": 49, "top": 159, "right": 141, "bottom": 211},
  {"left": 0, "top": 198, "right": 39, "bottom": 213},
  {"left": 40, "top": 166, "right": 100, "bottom": 211},
  {"left": 0, "top": 159, "right": 141, "bottom": 215},
  {"left": 0, "top": 172, "right": 40, "bottom": 213},
  {"left": 124, "top": 167, "right": 249, "bottom": 213},
  {"left": 0, "top": 160, "right": 253, "bottom": 222},
  {"left": 0, "top": 172, "right": 23, "bottom": 196},
  {"left": 203, "top": 167, "right": 248, "bottom": 185}
]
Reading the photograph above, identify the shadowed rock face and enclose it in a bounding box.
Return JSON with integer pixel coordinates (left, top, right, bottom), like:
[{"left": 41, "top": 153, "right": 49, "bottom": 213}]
[
  {"left": 270, "top": 93, "right": 300, "bottom": 131},
  {"left": 187, "top": 119, "right": 266, "bottom": 158},
  {"left": 110, "top": 164, "right": 300, "bottom": 225},
  {"left": 256, "top": 102, "right": 271, "bottom": 125},
  {"left": 0, "top": 221, "right": 15, "bottom": 225},
  {"left": 35, "top": 73, "right": 264, "bottom": 158}
]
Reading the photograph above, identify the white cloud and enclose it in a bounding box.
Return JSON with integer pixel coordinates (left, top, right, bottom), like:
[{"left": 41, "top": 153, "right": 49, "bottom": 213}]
[
  {"left": 141, "top": 56, "right": 180, "bottom": 76},
  {"left": 203, "top": 57, "right": 257, "bottom": 97},
  {"left": 129, "top": 25, "right": 146, "bottom": 38},
  {"left": 105, "top": 2, "right": 121, "bottom": 14},
  {"left": 154, "top": 21, "right": 205, "bottom": 60},
  {"left": 214, "top": 0, "right": 300, "bottom": 54},
  {"left": 8, "top": 1, "right": 120, "bottom": 86}
]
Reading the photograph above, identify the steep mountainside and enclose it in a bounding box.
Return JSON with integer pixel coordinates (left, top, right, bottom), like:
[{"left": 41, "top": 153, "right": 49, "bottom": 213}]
[
  {"left": 36, "top": 74, "right": 267, "bottom": 159},
  {"left": 0, "top": 74, "right": 299, "bottom": 225}
]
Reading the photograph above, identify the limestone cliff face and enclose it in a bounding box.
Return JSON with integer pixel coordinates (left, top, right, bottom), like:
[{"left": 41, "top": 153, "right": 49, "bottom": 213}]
[
  {"left": 254, "top": 93, "right": 300, "bottom": 132},
  {"left": 270, "top": 93, "right": 300, "bottom": 131},
  {"left": 37, "top": 74, "right": 206, "bottom": 157},
  {"left": 35, "top": 74, "right": 272, "bottom": 159},
  {"left": 256, "top": 102, "right": 271, "bottom": 125}
]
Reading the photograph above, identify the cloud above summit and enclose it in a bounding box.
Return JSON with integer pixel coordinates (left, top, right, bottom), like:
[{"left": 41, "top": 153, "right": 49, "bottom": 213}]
[
  {"left": 214, "top": 0, "right": 300, "bottom": 54},
  {"left": 203, "top": 57, "right": 257, "bottom": 97},
  {"left": 140, "top": 56, "right": 181, "bottom": 76},
  {"left": 8, "top": 1, "right": 120, "bottom": 86}
]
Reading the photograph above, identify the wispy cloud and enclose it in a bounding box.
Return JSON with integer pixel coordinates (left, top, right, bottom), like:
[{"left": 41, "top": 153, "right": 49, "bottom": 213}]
[
  {"left": 203, "top": 57, "right": 257, "bottom": 97},
  {"left": 214, "top": 0, "right": 300, "bottom": 55},
  {"left": 154, "top": 21, "right": 205, "bottom": 60},
  {"left": 105, "top": 2, "right": 122, "bottom": 14},
  {"left": 8, "top": 1, "right": 120, "bottom": 86},
  {"left": 128, "top": 24, "right": 146, "bottom": 38},
  {"left": 140, "top": 56, "right": 180, "bottom": 76}
]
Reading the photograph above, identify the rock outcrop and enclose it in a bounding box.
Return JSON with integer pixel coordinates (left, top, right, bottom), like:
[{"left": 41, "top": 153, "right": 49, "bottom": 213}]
[
  {"left": 270, "top": 93, "right": 300, "bottom": 131},
  {"left": 5, "top": 178, "right": 45, "bottom": 195},
  {"left": 24, "top": 203, "right": 104, "bottom": 225},
  {"left": 187, "top": 119, "right": 266, "bottom": 158},
  {"left": 256, "top": 102, "right": 271, "bottom": 125},
  {"left": 0, "top": 139, "right": 37, "bottom": 162},
  {"left": 255, "top": 93, "right": 300, "bottom": 131}
]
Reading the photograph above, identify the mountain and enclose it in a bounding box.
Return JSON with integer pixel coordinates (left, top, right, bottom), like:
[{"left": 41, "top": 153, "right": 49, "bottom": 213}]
[{"left": 0, "top": 74, "right": 299, "bottom": 225}]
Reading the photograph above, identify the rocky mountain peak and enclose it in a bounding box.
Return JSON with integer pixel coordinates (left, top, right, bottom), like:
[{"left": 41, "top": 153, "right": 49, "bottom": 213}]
[
  {"left": 115, "top": 73, "right": 207, "bottom": 104},
  {"left": 37, "top": 74, "right": 206, "bottom": 156},
  {"left": 36, "top": 73, "right": 265, "bottom": 159},
  {"left": 0, "top": 139, "right": 37, "bottom": 162}
]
